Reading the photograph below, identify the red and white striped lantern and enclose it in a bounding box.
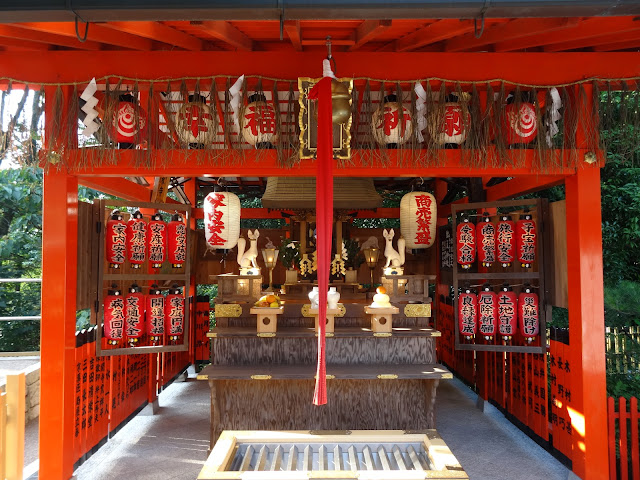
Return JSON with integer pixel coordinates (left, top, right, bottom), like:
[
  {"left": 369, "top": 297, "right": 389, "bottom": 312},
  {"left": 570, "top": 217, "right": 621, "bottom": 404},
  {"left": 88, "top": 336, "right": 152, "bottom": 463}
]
[
  {"left": 497, "top": 215, "right": 515, "bottom": 267},
  {"left": 165, "top": 285, "right": 185, "bottom": 343},
  {"left": 126, "top": 210, "right": 147, "bottom": 269},
  {"left": 504, "top": 102, "right": 537, "bottom": 145},
  {"left": 103, "top": 285, "right": 124, "bottom": 346},
  {"left": 372, "top": 95, "right": 413, "bottom": 148},
  {"left": 106, "top": 211, "right": 127, "bottom": 269},
  {"left": 478, "top": 284, "right": 497, "bottom": 340},
  {"left": 518, "top": 286, "right": 539, "bottom": 342},
  {"left": 204, "top": 191, "right": 241, "bottom": 250},
  {"left": 498, "top": 285, "right": 517, "bottom": 341},
  {"left": 168, "top": 214, "right": 187, "bottom": 268},
  {"left": 476, "top": 213, "right": 496, "bottom": 268},
  {"left": 400, "top": 191, "right": 437, "bottom": 249},
  {"left": 458, "top": 287, "right": 478, "bottom": 338},
  {"left": 148, "top": 213, "right": 167, "bottom": 269},
  {"left": 125, "top": 284, "right": 145, "bottom": 346},
  {"left": 146, "top": 284, "right": 165, "bottom": 345},
  {"left": 516, "top": 213, "right": 537, "bottom": 268},
  {"left": 456, "top": 218, "right": 476, "bottom": 269},
  {"left": 107, "top": 94, "right": 148, "bottom": 148}
]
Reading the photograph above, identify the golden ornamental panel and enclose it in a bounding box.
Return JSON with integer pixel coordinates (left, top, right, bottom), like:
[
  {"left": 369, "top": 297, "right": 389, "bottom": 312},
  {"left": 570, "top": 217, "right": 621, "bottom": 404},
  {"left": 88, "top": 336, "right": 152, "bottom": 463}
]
[
  {"left": 214, "top": 303, "right": 243, "bottom": 318},
  {"left": 301, "top": 304, "right": 346, "bottom": 317},
  {"left": 404, "top": 303, "right": 432, "bottom": 318}
]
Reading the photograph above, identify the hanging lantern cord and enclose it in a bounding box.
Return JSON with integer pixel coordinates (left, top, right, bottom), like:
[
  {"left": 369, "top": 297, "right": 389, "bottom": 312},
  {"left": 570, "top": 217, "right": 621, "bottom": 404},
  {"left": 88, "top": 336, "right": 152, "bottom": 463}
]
[
  {"left": 71, "top": 4, "right": 90, "bottom": 43},
  {"left": 326, "top": 36, "right": 337, "bottom": 75},
  {"left": 474, "top": 0, "right": 490, "bottom": 39}
]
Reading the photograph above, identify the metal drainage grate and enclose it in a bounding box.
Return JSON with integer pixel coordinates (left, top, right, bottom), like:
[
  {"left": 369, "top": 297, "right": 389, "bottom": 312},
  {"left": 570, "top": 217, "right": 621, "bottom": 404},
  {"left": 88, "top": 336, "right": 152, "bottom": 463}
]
[{"left": 230, "top": 442, "right": 433, "bottom": 472}]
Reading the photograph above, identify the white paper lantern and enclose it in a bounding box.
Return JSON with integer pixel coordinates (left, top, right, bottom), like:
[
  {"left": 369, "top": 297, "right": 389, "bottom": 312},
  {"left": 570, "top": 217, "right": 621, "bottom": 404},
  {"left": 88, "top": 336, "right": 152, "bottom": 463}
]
[
  {"left": 371, "top": 94, "right": 413, "bottom": 147},
  {"left": 426, "top": 95, "right": 471, "bottom": 145},
  {"left": 241, "top": 93, "right": 278, "bottom": 147},
  {"left": 400, "top": 191, "right": 437, "bottom": 249},
  {"left": 175, "top": 96, "right": 216, "bottom": 147},
  {"left": 204, "top": 191, "right": 241, "bottom": 250}
]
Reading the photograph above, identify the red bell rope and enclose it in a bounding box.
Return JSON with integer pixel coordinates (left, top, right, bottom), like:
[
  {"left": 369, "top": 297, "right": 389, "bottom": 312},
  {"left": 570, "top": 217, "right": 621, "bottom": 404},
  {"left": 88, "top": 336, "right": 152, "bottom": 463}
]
[{"left": 308, "top": 76, "right": 333, "bottom": 406}]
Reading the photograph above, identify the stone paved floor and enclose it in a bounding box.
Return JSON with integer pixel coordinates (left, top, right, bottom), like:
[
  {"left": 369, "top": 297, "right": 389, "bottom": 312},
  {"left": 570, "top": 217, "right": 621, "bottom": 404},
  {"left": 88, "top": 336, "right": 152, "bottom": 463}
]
[{"left": 70, "top": 376, "right": 571, "bottom": 480}]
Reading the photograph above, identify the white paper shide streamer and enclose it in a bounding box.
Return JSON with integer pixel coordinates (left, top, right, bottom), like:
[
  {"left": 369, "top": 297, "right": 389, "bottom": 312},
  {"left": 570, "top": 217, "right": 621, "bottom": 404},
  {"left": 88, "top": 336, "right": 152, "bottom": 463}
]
[
  {"left": 414, "top": 82, "right": 427, "bottom": 142},
  {"left": 228, "top": 75, "right": 245, "bottom": 130},
  {"left": 80, "top": 78, "right": 100, "bottom": 137}
]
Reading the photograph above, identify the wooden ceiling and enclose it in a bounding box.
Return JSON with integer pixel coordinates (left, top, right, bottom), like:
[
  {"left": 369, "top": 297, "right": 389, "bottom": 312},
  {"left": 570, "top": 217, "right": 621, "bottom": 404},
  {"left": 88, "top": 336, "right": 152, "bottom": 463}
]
[{"left": 0, "top": 17, "right": 638, "bottom": 53}]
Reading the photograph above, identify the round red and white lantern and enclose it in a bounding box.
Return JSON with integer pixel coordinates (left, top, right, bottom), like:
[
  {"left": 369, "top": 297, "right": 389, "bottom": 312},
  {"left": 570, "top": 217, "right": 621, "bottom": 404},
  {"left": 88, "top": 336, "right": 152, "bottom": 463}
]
[
  {"left": 106, "top": 211, "right": 127, "bottom": 269},
  {"left": 175, "top": 95, "right": 216, "bottom": 148},
  {"left": 516, "top": 213, "right": 537, "bottom": 268},
  {"left": 103, "top": 285, "right": 124, "bottom": 346},
  {"left": 125, "top": 284, "right": 145, "bottom": 346},
  {"left": 458, "top": 287, "right": 478, "bottom": 338},
  {"left": 107, "top": 94, "right": 147, "bottom": 148},
  {"left": 126, "top": 210, "right": 147, "bottom": 269},
  {"left": 504, "top": 101, "right": 537, "bottom": 145},
  {"left": 497, "top": 285, "right": 517, "bottom": 341},
  {"left": 476, "top": 213, "right": 496, "bottom": 268},
  {"left": 241, "top": 93, "right": 278, "bottom": 148},
  {"left": 204, "top": 191, "right": 241, "bottom": 250},
  {"left": 400, "top": 191, "right": 437, "bottom": 249},
  {"left": 497, "top": 215, "right": 515, "bottom": 267},
  {"left": 478, "top": 284, "right": 497, "bottom": 340},
  {"left": 456, "top": 218, "right": 476, "bottom": 269},
  {"left": 146, "top": 284, "right": 165, "bottom": 345},
  {"left": 148, "top": 213, "right": 167, "bottom": 269},
  {"left": 168, "top": 214, "right": 187, "bottom": 269},
  {"left": 427, "top": 95, "right": 471, "bottom": 146},
  {"left": 518, "top": 286, "right": 539, "bottom": 342},
  {"left": 165, "top": 285, "right": 185, "bottom": 343},
  {"left": 372, "top": 94, "right": 413, "bottom": 148}
]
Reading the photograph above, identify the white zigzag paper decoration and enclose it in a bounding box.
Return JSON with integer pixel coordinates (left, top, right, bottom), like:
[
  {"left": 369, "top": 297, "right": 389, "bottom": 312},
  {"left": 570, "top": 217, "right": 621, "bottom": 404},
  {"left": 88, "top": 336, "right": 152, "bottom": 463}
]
[{"left": 80, "top": 78, "right": 100, "bottom": 137}]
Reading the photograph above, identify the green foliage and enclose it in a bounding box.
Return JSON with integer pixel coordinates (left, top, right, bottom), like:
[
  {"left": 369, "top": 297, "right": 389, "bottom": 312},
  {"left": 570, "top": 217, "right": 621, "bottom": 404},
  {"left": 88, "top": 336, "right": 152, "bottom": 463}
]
[
  {"left": 0, "top": 167, "right": 43, "bottom": 351},
  {"left": 343, "top": 238, "right": 364, "bottom": 269},
  {"left": 604, "top": 281, "right": 640, "bottom": 327},
  {"left": 279, "top": 237, "right": 300, "bottom": 269}
]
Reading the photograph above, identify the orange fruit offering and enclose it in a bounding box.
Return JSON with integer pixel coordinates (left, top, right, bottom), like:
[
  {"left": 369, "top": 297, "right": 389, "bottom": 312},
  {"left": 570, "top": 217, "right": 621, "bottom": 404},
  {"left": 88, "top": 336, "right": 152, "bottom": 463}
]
[
  {"left": 266, "top": 294, "right": 277, "bottom": 303},
  {"left": 376, "top": 286, "right": 386, "bottom": 295}
]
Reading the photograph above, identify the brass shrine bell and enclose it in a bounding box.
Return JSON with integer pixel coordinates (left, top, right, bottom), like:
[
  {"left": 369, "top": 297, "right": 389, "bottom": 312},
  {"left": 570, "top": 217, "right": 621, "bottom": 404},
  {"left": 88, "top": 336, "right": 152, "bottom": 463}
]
[{"left": 314, "top": 79, "right": 351, "bottom": 125}]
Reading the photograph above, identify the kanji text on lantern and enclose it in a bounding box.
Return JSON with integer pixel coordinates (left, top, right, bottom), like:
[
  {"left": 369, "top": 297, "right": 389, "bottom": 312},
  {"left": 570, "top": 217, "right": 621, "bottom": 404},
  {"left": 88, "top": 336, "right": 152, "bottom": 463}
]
[
  {"left": 414, "top": 194, "right": 433, "bottom": 245},
  {"left": 377, "top": 106, "right": 411, "bottom": 137},
  {"left": 206, "top": 193, "right": 226, "bottom": 246},
  {"left": 244, "top": 104, "right": 276, "bottom": 136}
]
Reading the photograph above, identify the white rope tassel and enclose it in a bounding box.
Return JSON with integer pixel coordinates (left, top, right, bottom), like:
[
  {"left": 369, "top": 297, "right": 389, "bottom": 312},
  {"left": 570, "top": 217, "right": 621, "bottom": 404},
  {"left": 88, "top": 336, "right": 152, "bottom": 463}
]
[{"left": 322, "top": 59, "right": 336, "bottom": 79}]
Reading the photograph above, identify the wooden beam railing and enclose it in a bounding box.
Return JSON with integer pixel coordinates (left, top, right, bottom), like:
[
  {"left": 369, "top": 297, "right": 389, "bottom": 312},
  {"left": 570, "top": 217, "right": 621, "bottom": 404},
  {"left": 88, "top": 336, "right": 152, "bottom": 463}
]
[{"left": 1, "top": 373, "right": 26, "bottom": 480}]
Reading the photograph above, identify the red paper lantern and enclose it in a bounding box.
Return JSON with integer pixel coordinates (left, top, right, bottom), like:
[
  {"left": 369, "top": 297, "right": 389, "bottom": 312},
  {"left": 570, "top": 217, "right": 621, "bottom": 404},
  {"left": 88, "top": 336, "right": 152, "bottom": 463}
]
[
  {"left": 242, "top": 93, "right": 278, "bottom": 148},
  {"left": 504, "top": 102, "right": 537, "bottom": 145},
  {"left": 107, "top": 94, "right": 148, "bottom": 148},
  {"left": 476, "top": 213, "right": 496, "bottom": 268},
  {"left": 497, "top": 215, "right": 515, "bottom": 267},
  {"left": 126, "top": 210, "right": 147, "bottom": 269},
  {"left": 478, "top": 284, "right": 497, "bottom": 340},
  {"left": 146, "top": 284, "right": 165, "bottom": 345},
  {"left": 458, "top": 287, "right": 478, "bottom": 338},
  {"left": 103, "top": 285, "right": 124, "bottom": 346},
  {"left": 148, "top": 213, "right": 167, "bottom": 269},
  {"left": 106, "top": 211, "right": 127, "bottom": 269},
  {"left": 372, "top": 94, "right": 413, "bottom": 148},
  {"left": 165, "top": 284, "right": 185, "bottom": 343},
  {"left": 498, "top": 285, "right": 517, "bottom": 340},
  {"left": 519, "top": 286, "right": 540, "bottom": 342},
  {"left": 516, "top": 213, "right": 537, "bottom": 268},
  {"left": 125, "top": 284, "right": 145, "bottom": 346},
  {"left": 456, "top": 218, "right": 476, "bottom": 269},
  {"left": 168, "top": 214, "right": 187, "bottom": 268}
]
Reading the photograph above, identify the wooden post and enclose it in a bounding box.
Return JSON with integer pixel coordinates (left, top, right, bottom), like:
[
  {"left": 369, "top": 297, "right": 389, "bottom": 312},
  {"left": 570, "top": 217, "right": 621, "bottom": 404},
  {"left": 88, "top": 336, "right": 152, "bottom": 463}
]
[
  {"left": 565, "top": 166, "right": 609, "bottom": 479},
  {"left": 4, "top": 373, "right": 25, "bottom": 480},
  {"left": 39, "top": 85, "right": 79, "bottom": 480}
]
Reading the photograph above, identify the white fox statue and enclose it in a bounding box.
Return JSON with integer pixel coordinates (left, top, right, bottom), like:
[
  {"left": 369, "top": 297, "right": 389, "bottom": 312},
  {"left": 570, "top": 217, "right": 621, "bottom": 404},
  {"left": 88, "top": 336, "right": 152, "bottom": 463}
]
[
  {"left": 237, "top": 229, "right": 260, "bottom": 270},
  {"left": 383, "top": 228, "right": 405, "bottom": 268}
]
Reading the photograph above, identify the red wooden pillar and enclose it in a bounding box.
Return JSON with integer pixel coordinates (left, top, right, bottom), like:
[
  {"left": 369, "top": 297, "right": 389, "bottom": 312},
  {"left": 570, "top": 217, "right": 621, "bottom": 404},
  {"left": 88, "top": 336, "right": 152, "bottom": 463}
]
[{"left": 565, "top": 165, "right": 608, "bottom": 479}]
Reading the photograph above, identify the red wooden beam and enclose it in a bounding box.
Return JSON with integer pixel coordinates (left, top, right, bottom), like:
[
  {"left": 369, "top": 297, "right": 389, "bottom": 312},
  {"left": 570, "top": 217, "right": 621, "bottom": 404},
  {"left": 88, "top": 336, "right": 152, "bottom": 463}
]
[
  {"left": 0, "top": 24, "right": 102, "bottom": 50},
  {"left": 394, "top": 19, "right": 474, "bottom": 52},
  {"left": 63, "top": 148, "right": 582, "bottom": 178},
  {"left": 16, "top": 22, "right": 154, "bottom": 50},
  {"left": 284, "top": 21, "right": 303, "bottom": 52},
  {"left": 104, "top": 21, "right": 204, "bottom": 51},
  {"left": 445, "top": 17, "right": 579, "bottom": 52},
  {"left": 348, "top": 20, "right": 392, "bottom": 52},
  {"left": 78, "top": 176, "right": 180, "bottom": 204},
  {"left": 2, "top": 52, "right": 640, "bottom": 86},
  {"left": 545, "top": 28, "right": 640, "bottom": 52},
  {"left": 0, "top": 36, "right": 50, "bottom": 51},
  {"left": 485, "top": 175, "right": 565, "bottom": 202},
  {"left": 189, "top": 21, "right": 253, "bottom": 51}
]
